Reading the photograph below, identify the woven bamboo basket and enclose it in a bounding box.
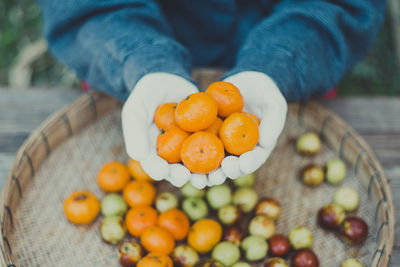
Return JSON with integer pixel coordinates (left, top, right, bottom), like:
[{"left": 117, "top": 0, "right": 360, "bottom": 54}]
[{"left": 0, "top": 69, "right": 395, "bottom": 266}]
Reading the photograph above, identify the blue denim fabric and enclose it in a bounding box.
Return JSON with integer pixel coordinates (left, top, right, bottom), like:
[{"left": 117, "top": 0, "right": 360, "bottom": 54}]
[{"left": 36, "top": 0, "right": 386, "bottom": 101}]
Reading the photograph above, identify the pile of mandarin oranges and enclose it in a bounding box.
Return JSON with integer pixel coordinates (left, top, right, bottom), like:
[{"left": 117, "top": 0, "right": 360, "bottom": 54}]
[
  {"left": 155, "top": 81, "right": 260, "bottom": 173},
  {"left": 64, "top": 159, "right": 225, "bottom": 267}
]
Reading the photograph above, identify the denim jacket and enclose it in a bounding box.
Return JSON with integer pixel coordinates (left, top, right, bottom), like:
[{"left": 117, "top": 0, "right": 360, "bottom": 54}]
[{"left": 36, "top": 0, "right": 386, "bottom": 101}]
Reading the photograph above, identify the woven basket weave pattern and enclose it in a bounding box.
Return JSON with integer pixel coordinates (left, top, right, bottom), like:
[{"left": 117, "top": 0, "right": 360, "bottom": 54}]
[{"left": 0, "top": 69, "right": 394, "bottom": 266}]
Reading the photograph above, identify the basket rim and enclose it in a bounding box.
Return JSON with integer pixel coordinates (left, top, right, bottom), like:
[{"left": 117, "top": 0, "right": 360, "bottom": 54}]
[{"left": 0, "top": 91, "right": 395, "bottom": 266}]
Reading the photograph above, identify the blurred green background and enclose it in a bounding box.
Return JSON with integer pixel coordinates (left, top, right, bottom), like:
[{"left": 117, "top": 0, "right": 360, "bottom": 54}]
[{"left": 1, "top": 0, "right": 399, "bottom": 95}]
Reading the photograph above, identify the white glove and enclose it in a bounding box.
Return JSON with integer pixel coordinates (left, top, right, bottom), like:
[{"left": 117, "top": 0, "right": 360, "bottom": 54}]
[
  {"left": 221, "top": 71, "right": 288, "bottom": 179},
  {"left": 122, "top": 73, "right": 198, "bottom": 187}
]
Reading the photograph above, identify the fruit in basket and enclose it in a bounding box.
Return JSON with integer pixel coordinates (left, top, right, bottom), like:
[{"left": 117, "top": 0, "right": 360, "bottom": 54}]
[
  {"left": 219, "top": 112, "right": 259, "bottom": 156},
  {"left": 127, "top": 159, "right": 153, "bottom": 183},
  {"left": 264, "top": 257, "right": 289, "bottom": 267},
  {"left": 340, "top": 216, "right": 368, "bottom": 245},
  {"left": 212, "top": 241, "right": 241, "bottom": 266},
  {"left": 317, "top": 203, "right": 345, "bottom": 230},
  {"left": 232, "top": 262, "right": 251, "bottom": 267},
  {"left": 123, "top": 180, "right": 156, "bottom": 207},
  {"left": 233, "top": 173, "right": 255, "bottom": 187},
  {"left": 156, "top": 126, "right": 190, "bottom": 163},
  {"left": 175, "top": 92, "right": 218, "bottom": 132},
  {"left": 301, "top": 164, "right": 324, "bottom": 187},
  {"left": 137, "top": 252, "right": 173, "bottom": 267},
  {"left": 63, "top": 190, "right": 100, "bottom": 224},
  {"left": 182, "top": 197, "right": 209, "bottom": 221},
  {"left": 325, "top": 158, "right": 347, "bottom": 184},
  {"left": 202, "top": 260, "right": 225, "bottom": 267},
  {"left": 158, "top": 208, "right": 190, "bottom": 241},
  {"left": 101, "top": 193, "right": 128, "bottom": 217},
  {"left": 172, "top": 244, "right": 200, "bottom": 267},
  {"left": 289, "top": 226, "right": 313, "bottom": 250},
  {"left": 218, "top": 204, "right": 242, "bottom": 225},
  {"left": 181, "top": 182, "right": 205, "bottom": 197},
  {"left": 97, "top": 161, "right": 130, "bottom": 192},
  {"left": 243, "top": 112, "right": 260, "bottom": 125},
  {"left": 241, "top": 235, "right": 269, "bottom": 261},
  {"left": 268, "top": 234, "right": 291, "bottom": 258},
  {"left": 223, "top": 226, "right": 244, "bottom": 246},
  {"left": 249, "top": 215, "right": 276, "bottom": 239},
  {"left": 233, "top": 187, "right": 258, "bottom": 212},
  {"left": 181, "top": 131, "right": 225, "bottom": 173},
  {"left": 255, "top": 197, "right": 281, "bottom": 220},
  {"left": 154, "top": 102, "right": 178, "bottom": 130},
  {"left": 206, "top": 184, "right": 232, "bottom": 209},
  {"left": 188, "top": 219, "right": 222, "bottom": 253},
  {"left": 155, "top": 192, "right": 178, "bottom": 213},
  {"left": 206, "top": 81, "right": 244, "bottom": 117},
  {"left": 291, "top": 249, "right": 319, "bottom": 267},
  {"left": 205, "top": 117, "right": 224, "bottom": 136},
  {"left": 118, "top": 241, "right": 144, "bottom": 267},
  {"left": 340, "top": 258, "right": 363, "bottom": 267},
  {"left": 100, "top": 216, "right": 126, "bottom": 244},
  {"left": 141, "top": 226, "right": 175, "bottom": 254},
  {"left": 296, "top": 132, "right": 321, "bottom": 156},
  {"left": 333, "top": 187, "right": 359, "bottom": 212},
  {"left": 126, "top": 205, "right": 158, "bottom": 237}
]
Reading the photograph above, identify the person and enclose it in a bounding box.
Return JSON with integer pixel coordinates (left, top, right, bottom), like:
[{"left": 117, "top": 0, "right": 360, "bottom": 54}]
[{"left": 36, "top": 0, "right": 386, "bottom": 188}]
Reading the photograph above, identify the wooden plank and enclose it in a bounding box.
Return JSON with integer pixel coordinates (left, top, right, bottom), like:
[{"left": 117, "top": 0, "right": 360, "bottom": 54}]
[
  {"left": 0, "top": 88, "right": 82, "bottom": 184},
  {"left": 0, "top": 88, "right": 82, "bottom": 134},
  {"left": 0, "top": 153, "right": 15, "bottom": 188},
  {"left": 321, "top": 98, "right": 400, "bottom": 169}
]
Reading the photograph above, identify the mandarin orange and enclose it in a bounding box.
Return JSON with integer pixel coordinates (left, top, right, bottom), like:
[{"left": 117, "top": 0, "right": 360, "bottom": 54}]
[
  {"left": 206, "top": 81, "right": 244, "bottom": 117},
  {"left": 180, "top": 131, "right": 225, "bottom": 173},
  {"left": 219, "top": 112, "right": 259, "bottom": 155},
  {"left": 175, "top": 92, "right": 218, "bottom": 132}
]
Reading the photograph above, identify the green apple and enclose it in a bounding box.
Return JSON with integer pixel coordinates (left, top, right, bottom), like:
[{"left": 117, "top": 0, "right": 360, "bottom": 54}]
[
  {"left": 206, "top": 184, "right": 232, "bottom": 209},
  {"left": 155, "top": 192, "right": 178, "bottom": 213},
  {"left": 181, "top": 182, "right": 205, "bottom": 198},
  {"left": 233, "top": 173, "right": 255, "bottom": 187},
  {"left": 101, "top": 193, "right": 128, "bottom": 217},
  {"left": 233, "top": 187, "right": 258, "bottom": 212},
  {"left": 241, "top": 235, "right": 268, "bottom": 261},
  {"left": 182, "top": 197, "right": 208, "bottom": 221},
  {"left": 212, "top": 241, "right": 240, "bottom": 266}
]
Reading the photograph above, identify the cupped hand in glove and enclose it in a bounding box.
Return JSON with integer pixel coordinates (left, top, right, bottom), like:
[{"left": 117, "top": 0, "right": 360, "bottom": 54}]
[
  {"left": 122, "top": 73, "right": 198, "bottom": 188},
  {"left": 220, "top": 71, "right": 288, "bottom": 180},
  {"left": 122, "top": 71, "right": 287, "bottom": 189}
]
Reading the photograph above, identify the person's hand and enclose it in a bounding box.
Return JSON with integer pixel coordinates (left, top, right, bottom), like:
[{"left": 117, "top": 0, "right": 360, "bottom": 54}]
[
  {"left": 221, "top": 71, "right": 288, "bottom": 179},
  {"left": 122, "top": 73, "right": 198, "bottom": 187}
]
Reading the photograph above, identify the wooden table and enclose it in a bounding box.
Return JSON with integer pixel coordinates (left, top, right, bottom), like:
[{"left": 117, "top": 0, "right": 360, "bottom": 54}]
[{"left": 0, "top": 89, "right": 399, "bottom": 264}]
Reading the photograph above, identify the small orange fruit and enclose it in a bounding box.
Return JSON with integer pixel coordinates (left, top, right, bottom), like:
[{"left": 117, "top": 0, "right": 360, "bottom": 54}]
[
  {"left": 141, "top": 226, "right": 175, "bottom": 254},
  {"left": 154, "top": 102, "right": 178, "bottom": 130},
  {"left": 137, "top": 252, "right": 173, "bottom": 267},
  {"left": 204, "top": 117, "right": 223, "bottom": 136},
  {"left": 180, "top": 131, "right": 225, "bottom": 174},
  {"left": 219, "top": 112, "right": 259, "bottom": 155},
  {"left": 126, "top": 205, "right": 158, "bottom": 237},
  {"left": 243, "top": 112, "right": 260, "bottom": 125},
  {"left": 156, "top": 126, "right": 190, "bottom": 163},
  {"left": 188, "top": 219, "right": 222, "bottom": 253},
  {"left": 63, "top": 190, "right": 100, "bottom": 225},
  {"left": 97, "top": 161, "right": 130, "bottom": 192},
  {"left": 123, "top": 181, "right": 156, "bottom": 207},
  {"left": 206, "top": 81, "right": 244, "bottom": 117},
  {"left": 127, "top": 159, "right": 153, "bottom": 182},
  {"left": 175, "top": 92, "right": 218, "bottom": 132},
  {"left": 158, "top": 208, "right": 190, "bottom": 241}
]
